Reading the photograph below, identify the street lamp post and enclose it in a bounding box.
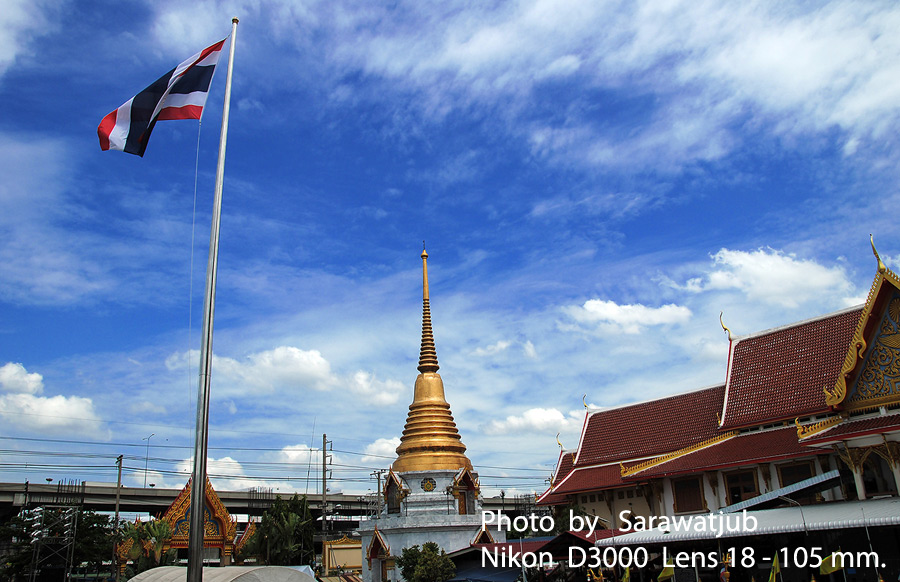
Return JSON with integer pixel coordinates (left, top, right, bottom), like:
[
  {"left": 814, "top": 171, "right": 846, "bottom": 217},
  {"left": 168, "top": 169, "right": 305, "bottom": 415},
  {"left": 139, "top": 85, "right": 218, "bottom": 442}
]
[{"left": 143, "top": 433, "right": 155, "bottom": 488}]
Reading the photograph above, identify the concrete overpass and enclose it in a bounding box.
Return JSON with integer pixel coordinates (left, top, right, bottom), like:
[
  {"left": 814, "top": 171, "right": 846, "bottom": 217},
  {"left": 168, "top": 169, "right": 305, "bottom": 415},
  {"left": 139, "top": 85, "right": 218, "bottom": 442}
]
[{"left": 0, "top": 481, "right": 514, "bottom": 529}]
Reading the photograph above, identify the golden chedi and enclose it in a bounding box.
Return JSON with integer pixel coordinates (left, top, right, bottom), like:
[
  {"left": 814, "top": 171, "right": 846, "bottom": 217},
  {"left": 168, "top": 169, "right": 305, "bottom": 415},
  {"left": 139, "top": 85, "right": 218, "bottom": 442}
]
[{"left": 392, "top": 249, "right": 473, "bottom": 473}]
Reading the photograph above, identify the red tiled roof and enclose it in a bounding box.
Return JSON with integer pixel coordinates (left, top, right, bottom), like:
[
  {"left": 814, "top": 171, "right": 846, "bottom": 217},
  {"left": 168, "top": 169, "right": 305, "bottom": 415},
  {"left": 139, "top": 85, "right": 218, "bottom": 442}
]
[
  {"left": 540, "top": 464, "right": 628, "bottom": 503},
  {"left": 552, "top": 449, "right": 576, "bottom": 485},
  {"left": 576, "top": 385, "right": 725, "bottom": 465},
  {"left": 637, "top": 426, "right": 819, "bottom": 477},
  {"left": 720, "top": 308, "right": 862, "bottom": 429},
  {"left": 802, "top": 412, "right": 900, "bottom": 445}
]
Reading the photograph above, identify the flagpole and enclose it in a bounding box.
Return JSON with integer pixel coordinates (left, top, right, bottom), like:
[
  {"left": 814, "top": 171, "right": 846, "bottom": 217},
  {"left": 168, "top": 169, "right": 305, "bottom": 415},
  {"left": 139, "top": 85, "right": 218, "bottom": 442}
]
[{"left": 187, "top": 17, "right": 238, "bottom": 582}]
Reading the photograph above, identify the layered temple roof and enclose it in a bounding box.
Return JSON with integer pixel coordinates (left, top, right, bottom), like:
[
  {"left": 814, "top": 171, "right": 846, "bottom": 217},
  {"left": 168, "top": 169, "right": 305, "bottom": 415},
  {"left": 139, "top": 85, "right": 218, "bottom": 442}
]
[
  {"left": 719, "top": 307, "right": 860, "bottom": 429},
  {"left": 540, "top": 241, "right": 900, "bottom": 504},
  {"left": 576, "top": 385, "right": 725, "bottom": 466},
  {"left": 392, "top": 250, "right": 473, "bottom": 474}
]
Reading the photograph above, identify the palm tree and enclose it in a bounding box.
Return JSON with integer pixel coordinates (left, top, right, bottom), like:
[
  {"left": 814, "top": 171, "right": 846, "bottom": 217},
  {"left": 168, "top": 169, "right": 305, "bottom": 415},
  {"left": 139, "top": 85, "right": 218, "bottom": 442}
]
[{"left": 145, "top": 520, "right": 173, "bottom": 565}]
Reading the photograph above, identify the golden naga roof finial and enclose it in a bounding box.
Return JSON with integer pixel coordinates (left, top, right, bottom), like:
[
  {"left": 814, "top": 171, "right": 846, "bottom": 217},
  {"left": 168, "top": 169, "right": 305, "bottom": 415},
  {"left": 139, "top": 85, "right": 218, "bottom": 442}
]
[
  {"left": 871, "top": 234, "right": 886, "bottom": 274},
  {"left": 719, "top": 311, "right": 732, "bottom": 341},
  {"left": 582, "top": 394, "right": 588, "bottom": 409},
  {"left": 556, "top": 432, "right": 563, "bottom": 450}
]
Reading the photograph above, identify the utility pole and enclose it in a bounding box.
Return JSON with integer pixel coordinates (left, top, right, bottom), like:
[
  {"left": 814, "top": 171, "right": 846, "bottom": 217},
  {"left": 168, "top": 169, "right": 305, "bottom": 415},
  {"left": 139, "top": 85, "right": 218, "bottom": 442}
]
[
  {"left": 321, "top": 434, "right": 331, "bottom": 535},
  {"left": 371, "top": 469, "right": 386, "bottom": 515},
  {"left": 114, "top": 455, "right": 123, "bottom": 582}
]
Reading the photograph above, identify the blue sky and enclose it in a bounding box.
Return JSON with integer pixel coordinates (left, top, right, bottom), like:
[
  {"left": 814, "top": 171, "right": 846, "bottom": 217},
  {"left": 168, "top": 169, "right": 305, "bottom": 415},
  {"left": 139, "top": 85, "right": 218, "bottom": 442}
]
[{"left": 1, "top": 0, "right": 900, "bottom": 500}]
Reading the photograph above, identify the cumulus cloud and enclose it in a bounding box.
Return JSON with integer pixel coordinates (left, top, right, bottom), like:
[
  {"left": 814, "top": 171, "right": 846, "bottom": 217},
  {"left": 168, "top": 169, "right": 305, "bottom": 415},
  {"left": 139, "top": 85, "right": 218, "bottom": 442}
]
[
  {"left": 0, "top": 362, "right": 44, "bottom": 394},
  {"left": 167, "top": 346, "right": 403, "bottom": 405},
  {"left": 362, "top": 437, "right": 401, "bottom": 463},
  {"left": 168, "top": 456, "right": 285, "bottom": 492},
  {"left": 0, "top": 362, "right": 102, "bottom": 435},
  {"left": 349, "top": 371, "right": 405, "bottom": 406},
  {"left": 566, "top": 299, "right": 692, "bottom": 334},
  {"left": 484, "top": 407, "right": 583, "bottom": 435},
  {"left": 672, "top": 248, "right": 856, "bottom": 308}
]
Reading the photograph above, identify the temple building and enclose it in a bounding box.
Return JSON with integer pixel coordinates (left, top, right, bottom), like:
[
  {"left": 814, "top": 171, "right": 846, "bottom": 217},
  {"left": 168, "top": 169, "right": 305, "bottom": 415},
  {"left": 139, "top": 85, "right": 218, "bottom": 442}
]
[
  {"left": 115, "top": 477, "right": 238, "bottom": 576},
  {"left": 538, "top": 240, "right": 900, "bottom": 579},
  {"left": 358, "top": 250, "right": 505, "bottom": 582}
]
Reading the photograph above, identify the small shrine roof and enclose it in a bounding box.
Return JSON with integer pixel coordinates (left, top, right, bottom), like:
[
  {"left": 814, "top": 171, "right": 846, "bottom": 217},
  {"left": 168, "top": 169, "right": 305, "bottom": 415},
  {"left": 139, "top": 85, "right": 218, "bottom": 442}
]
[
  {"left": 801, "top": 412, "right": 900, "bottom": 445},
  {"left": 576, "top": 385, "right": 725, "bottom": 465},
  {"left": 720, "top": 307, "right": 861, "bottom": 430}
]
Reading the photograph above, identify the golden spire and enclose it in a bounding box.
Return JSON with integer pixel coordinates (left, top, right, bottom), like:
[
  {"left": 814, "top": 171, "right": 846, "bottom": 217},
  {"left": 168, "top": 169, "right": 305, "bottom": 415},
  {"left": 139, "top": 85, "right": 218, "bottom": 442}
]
[
  {"left": 418, "top": 250, "right": 439, "bottom": 373},
  {"left": 393, "top": 250, "right": 473, "bottom": 473}
]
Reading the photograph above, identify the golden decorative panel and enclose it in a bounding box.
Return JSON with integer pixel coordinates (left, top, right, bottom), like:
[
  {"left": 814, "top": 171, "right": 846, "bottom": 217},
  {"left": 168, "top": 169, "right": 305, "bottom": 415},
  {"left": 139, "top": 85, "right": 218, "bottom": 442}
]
[{"left": 845, "top": 295, "right": 900, "bottom": 411}]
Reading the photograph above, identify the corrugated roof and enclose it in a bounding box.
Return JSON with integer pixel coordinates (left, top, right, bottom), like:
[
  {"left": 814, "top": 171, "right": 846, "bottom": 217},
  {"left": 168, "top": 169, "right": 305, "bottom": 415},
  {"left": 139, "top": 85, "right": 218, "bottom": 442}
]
[
  {"left": 577, "top": 385, "right": 725, "bottom": 465},
  {"left": 721, "top": 308, "right": 861, "bottom": 429},
  {"left": 596, "top": 497, "right": 900, "bottom": 546}
]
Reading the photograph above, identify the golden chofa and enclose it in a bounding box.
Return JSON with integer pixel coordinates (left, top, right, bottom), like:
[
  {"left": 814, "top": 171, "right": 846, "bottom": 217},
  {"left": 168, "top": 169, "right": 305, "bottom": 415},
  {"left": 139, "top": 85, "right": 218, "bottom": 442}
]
[{"left": 392, "top": 250, "right": 473, "bottom": 473}]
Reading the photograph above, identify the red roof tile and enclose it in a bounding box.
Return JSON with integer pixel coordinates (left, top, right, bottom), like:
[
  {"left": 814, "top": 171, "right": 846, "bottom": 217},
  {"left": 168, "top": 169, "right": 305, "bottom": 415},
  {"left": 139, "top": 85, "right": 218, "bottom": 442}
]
[
  {"left": 720, "top": 308, "right": 861, "bottom": 429},
  {"left": 576, "top": 385, "right": 725, "bottom": 465},
  {"left": 637, "top": 426, "right": 817, "bottom": 477},
  {"left": 543, "top": 464, "right": 627, "bottom": 499},
  {"left": 552, "top": 449, "right": 576, "bottom": 485},
  {"left": 802, "top": 412, "right": 900, "bottom": 445}
]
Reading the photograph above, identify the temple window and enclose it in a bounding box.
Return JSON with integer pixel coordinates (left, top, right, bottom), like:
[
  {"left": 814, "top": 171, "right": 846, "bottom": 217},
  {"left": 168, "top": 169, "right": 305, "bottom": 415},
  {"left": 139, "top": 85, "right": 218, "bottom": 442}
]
[
  {"left": 672, "top": 477, "right": 705, "bottom": 513},
  {"left": 385, "top": 481, "right": 401, "bottom": 514},
  {"left": 862, "top": 454, "right": 898, "bottom": 497},
  {"left": 724, "top": 470, "right": 759, "bottom": 504},
  {"left": 777, "top": 461, "right": 816, "bottom": 503}
]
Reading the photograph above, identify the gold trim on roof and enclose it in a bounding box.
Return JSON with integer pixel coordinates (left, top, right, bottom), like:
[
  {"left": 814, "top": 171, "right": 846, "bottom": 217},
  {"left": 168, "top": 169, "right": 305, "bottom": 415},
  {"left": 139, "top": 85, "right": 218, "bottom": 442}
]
[
  {"left": 366, "top": 526, "right": 390, "bottom": 568},
  {"left": 795, "top": 415, "right": 845, "bottom": 439},
  {"left": 619, "top": 431, "right": 738, "bottom": 477},
  {"left": 826, "top": 252, "right": 900, "bottom": 408},
  {"left": 326, "top": 535, "right": 360, "bottom": 547},
  {"left": 719, "top": 312, "right": 732, "bottom": 342}
]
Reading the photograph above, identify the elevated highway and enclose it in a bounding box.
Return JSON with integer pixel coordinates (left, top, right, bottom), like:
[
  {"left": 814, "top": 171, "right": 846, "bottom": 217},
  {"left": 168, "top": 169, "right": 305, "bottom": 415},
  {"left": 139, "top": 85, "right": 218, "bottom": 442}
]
[{"left": 0, "top": 481, "right": 511, "bottom": 528}]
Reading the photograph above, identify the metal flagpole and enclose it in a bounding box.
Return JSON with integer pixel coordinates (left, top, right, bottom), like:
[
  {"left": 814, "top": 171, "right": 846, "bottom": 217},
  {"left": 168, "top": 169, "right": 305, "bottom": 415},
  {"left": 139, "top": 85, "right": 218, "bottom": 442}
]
[{"left": 187, "top": 17, "right": 238, "bottom": 582}]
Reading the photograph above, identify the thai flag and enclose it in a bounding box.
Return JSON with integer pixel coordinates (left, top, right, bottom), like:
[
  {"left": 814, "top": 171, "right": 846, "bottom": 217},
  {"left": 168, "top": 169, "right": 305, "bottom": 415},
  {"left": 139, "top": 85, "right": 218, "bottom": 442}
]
[{"left": 98, "top": 38, "right": 227, "bottom": 156}]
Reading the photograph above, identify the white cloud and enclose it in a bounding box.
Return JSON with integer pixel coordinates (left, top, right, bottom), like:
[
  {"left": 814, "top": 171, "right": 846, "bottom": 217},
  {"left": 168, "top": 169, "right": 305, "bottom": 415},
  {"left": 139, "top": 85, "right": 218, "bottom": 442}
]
[
  {"left": 166, "top": 346, "right": 333, "bottom": 393},
  {"left": 688, "top": 248, "right": 856, "bottom": 308},
  {"left": 0, "top": 362, "right": 44, "bottom": 394},
  {"left": 0, "top": 0, "right": 61, "bottom": 77},
  {"left": 484, "top": 407, "right": 582, "bottom": 435},
  {"left": 168, "top": 456, "right": 285, "bottom": 492},
  {"left": 0, "top": 393, "right": 102, "bottom": 435},
  {"left": 567, "top": 299, "right": 692, "bottom": 334},
  {"left": 472, "top": 340, "right": 511, "bottom": 357},
  {"left": 0, "top": 362, "right": 103, "bottom": 436},
  {"left": 348, "top": 371, "right": 405, "bottom": 406},
  {"left": 522, "top": 340, "right": 538, "bottom": 359},
  {"left": 166, "top": 346, "right": 404, "bottom": 406},
  {"left": 362, "top": 437, "right": 401, "bottom": 463}
]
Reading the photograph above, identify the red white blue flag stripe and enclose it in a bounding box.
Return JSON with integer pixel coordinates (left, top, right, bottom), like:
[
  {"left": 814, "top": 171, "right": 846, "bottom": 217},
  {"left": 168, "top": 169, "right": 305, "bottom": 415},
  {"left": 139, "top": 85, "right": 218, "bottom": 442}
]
[{"left": 98, "top": 38, "right": 227, "bottom": 156}]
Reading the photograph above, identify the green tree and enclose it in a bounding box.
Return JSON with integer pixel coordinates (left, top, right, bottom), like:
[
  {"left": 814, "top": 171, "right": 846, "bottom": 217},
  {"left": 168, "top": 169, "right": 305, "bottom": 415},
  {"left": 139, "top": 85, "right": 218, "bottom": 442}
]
[
  {"left": 397, "top": 542, "right": 456, "bottom": 582},
  {"left": 244, "top": 494, "right": 315, "bottom": 566},
  {"left": 144, "top": 520, "right": 174, "bottom": 566}
]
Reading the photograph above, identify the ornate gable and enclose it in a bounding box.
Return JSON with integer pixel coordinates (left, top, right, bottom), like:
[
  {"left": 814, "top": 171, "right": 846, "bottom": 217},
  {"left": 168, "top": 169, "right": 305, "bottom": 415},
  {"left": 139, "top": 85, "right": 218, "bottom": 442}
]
[
  {"left": 160, "top": 477, "right": 237, "bottom": 553},
  {"left": 826, "top": 240, "right": 900, "bottom": 412}
]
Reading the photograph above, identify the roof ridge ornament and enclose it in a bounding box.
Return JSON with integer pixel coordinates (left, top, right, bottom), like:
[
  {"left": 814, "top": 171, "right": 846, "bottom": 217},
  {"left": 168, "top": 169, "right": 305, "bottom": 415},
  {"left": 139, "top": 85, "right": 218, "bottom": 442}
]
[
  {"left": 719, "top": 311, "right": 732, "bottom": 341},
  {"left": 871, "top": 234, "right": 887, "bottom": 273}
]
